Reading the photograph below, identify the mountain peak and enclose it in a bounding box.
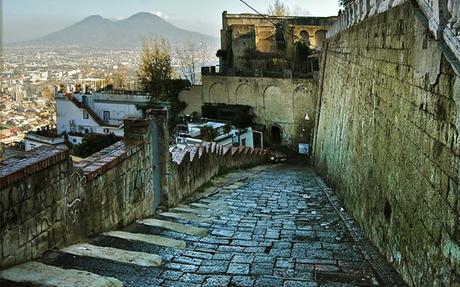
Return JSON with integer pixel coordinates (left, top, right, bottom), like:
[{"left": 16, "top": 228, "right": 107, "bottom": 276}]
[
  {"left": 26, "top": 12, "right": 218, "bottom": 48},
  {"left": 83, "top": 15, "right": 106, "bottom": 22},
  {"left": 128, "top": 12, "right": 161, "bottom": 20}
]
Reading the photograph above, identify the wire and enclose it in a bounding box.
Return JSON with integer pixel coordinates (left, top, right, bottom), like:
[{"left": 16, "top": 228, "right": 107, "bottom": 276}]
[
  {"left": 238, "top": 0, "right": 278, "bottom": 26},
  {"left": 237, "top": 0, "right": 323, "bottom": 50}
]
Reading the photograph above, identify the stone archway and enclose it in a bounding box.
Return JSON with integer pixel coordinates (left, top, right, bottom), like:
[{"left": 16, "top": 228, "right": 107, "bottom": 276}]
[
  {"left": 314, "top": 30, "right": 328, "bottom": 49},
  {"left": 209, "top": 82, "right": 227, "bottom": 104},
  {"left": 235, "top": 83, "right": 255, "bottom": 106}
]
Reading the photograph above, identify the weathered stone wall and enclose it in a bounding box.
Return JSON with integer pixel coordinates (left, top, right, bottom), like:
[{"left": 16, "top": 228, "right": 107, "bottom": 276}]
[
  {"left": 0, "top": 114, "right": 270, "bottom": 268},
  {"left": 314, "top": 2, "right": 459, "bottom": 286},
  {"left": 192, "top": 75, "right": 318, "bottom": 148},
  {"left": 179, "top": 85, "right": 203, "bottom": 116},
  {"left": 167, "top": 143, "right": 268, "bottom": 207},
  {"left": 0, "top": 118, "right": 155, "bottom": 269}
]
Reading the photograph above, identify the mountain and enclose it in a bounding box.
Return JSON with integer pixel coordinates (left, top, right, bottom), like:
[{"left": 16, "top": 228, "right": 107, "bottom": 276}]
[{"left": 21, "top": 13, "right": 218, "bottom": 48}]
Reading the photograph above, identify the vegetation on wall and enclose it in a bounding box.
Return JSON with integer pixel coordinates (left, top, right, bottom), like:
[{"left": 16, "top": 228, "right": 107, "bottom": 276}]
[{"left": 72, "top": 133, "right": 120, "bottom": 158}]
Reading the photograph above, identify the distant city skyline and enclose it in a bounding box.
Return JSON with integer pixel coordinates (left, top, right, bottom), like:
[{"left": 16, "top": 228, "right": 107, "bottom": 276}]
[{"left": 3, "top": 0, "right": 340, "bottom": 44}]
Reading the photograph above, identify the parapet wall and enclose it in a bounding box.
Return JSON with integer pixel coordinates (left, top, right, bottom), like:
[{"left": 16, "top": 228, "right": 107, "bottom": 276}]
[
  {"left": 167, "top": 143, "right": 268, "bottom": 207},
  {"left": 314, "top": 2, "right": 459, "bottom": 286},
  {"left": 0, "top": 115, "right": 269, "bottom": 269},
  {"left": 0, "top": 118, "right": 155, "bottom": 269}
]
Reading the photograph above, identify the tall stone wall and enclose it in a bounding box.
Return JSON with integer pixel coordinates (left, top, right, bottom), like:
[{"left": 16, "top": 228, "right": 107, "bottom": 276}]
[
  {"left": 197, "top": 75, "right": 318, "bottom": 148},
  {"left": 0, "top": 118, "right": 155, "bottom": 269},
  {"left": 314, "top": 2, "right": 459, "bottom": 286}
]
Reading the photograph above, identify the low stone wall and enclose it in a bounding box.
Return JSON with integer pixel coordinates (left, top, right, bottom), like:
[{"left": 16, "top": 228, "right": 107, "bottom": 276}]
[
  {"left": 0, "top": 118, "right": 155, "bottom": 269},
  {"left": 0, "top": 114, "right": 269, "bottom": 269},
  {"left": 167, "top": 143, "right": 268, "bottom": 207}
]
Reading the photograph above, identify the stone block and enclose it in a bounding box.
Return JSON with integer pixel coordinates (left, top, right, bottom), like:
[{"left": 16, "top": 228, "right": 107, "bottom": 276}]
[{"left": 3, "top": 226, "right": 20, "bottom": 257}]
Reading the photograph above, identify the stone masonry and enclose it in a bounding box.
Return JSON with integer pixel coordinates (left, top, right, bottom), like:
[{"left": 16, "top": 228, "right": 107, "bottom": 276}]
[
  {"left": 2, "top": 165, "right": 406, "bottom": 287},
  {"left": 314, "top": 2, "right": 459, "bottom": 286}
]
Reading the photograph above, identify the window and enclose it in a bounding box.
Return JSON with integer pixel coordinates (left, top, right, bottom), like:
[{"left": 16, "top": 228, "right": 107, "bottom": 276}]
[
  {"left": 103, "top": 128, "right": 109, "bottom": 133},
  {"left": 72, "top": 139, "right": 77, "bottom": 143},
  {"left": 241, "top": 138, "right": 246, "bottom": 147},
  {"left": 83, "top": 111, "right": 89, "bottom": 119}
]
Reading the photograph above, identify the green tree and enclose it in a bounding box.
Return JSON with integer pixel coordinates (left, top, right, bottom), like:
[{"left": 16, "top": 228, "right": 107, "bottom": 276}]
[
  {"left": 137, "top": 37, "right": 188, "bottom": 134},
  {"left": 137, "top": 37, "right": 174, "bottom": 100},
  {"left": 72, "top": 133, "right": 120, "bottom": 158},
  {"left": 268, "top": 0, "right": 290, "bottom": 16}
]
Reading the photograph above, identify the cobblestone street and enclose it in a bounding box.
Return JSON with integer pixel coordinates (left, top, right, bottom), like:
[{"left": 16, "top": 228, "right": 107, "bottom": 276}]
[{"left": 1, "top": 164, "right": 406, "bottom": 287}]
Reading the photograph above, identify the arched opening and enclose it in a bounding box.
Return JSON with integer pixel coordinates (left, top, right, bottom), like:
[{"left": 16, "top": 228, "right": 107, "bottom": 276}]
[
  {"left": 314, "top": 30, "right": 327, "bottom": 49},
  {"left": 299, "top": 30, "right": 310, "bottom": 46},
  {"left": 270, "top": 125, "right": 282, "bottom": 145}
]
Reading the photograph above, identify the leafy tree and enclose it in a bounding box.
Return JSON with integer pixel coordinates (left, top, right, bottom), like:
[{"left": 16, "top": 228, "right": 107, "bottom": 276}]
[
  {"left": 137, "top": 37, "right": 174, "bottom": 99},
  {"left": 137, "top": 37, "right": 188, "bottom": 134},
  {"left": 268, "top": 0, "right": 290, "bottom": 16}
]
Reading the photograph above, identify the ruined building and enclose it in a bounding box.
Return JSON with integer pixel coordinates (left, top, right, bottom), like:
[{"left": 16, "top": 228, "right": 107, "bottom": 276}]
[{"left": 180, "top": 13, "right": 336, "bottom": 150}]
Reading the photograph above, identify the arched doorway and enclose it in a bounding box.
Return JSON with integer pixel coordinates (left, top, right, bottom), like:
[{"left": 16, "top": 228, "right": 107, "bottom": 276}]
[{"left": 270, "top": 125, "right": 282, "bottom": 145}]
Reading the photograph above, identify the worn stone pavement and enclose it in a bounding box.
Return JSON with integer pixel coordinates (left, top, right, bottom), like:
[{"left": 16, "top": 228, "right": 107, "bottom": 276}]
[{"left": 1, "top": 164, "right": 406, "bottom": 287}]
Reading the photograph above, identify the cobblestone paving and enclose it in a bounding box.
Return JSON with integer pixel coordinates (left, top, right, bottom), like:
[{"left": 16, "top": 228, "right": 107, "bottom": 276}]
[{"left": 2, "top": 164, "right": 406, "bottom": 287}]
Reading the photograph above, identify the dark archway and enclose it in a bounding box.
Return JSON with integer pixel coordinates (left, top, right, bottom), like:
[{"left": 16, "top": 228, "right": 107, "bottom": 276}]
[{"left": 270, "top": 125, "right": 282, "bottom": 145}]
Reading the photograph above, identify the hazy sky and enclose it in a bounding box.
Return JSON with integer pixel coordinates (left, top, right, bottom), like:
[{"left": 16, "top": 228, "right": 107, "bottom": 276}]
[{"left": 3, "top": 0, "right": 340, "bottom": 44}]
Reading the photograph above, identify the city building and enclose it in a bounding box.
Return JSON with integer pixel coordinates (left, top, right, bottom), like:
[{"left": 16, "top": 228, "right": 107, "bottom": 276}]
[
  {"left": 55, "top": 85, "right": 150, "bottom": 144},
  {"left": 24, "top": 128, "right": 66, "bottom": 151},
  {"left": 175, "top": 119, "right": 255, "bottom": 149}
]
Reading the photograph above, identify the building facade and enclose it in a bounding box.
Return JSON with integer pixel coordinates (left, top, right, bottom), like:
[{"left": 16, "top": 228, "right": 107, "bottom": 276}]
[
  {"left": 55, "top": 86, "right": 150, "bottom": 144},
  {"left": 180, "top": 12, "right": 336, "bottom": 150}
]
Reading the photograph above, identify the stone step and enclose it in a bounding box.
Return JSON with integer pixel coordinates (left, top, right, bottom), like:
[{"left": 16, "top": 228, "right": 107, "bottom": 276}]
[
  {"left": 103, "top": 231, "right": 187, "bottom": 249},
  {"left": 61, "top": 243, "right": 162, "bottom": 267},
  {"left": 159, "top": 212, "right": 203, "bottom": 221},
  {"left": 0, "top": 261, "right": 123, "bottom": 287},
  {"left": 190, "top": 203, "right": 212, "bottom": 208},
  {"left": 172, "top": 207, "right": 208, "bottom": 215},
  {"left": 138, "top": 218, "right": 208, "bottom": 236}
]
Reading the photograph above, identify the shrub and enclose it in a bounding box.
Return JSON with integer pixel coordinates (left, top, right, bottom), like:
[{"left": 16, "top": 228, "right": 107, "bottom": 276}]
[{"left": 72, "top": 133, "right": 120, "bottom": 158}]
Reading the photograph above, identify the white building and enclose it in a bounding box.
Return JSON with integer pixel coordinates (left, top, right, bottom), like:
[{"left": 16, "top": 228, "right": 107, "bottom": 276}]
[
  {"left": 24, "top": 130, "right": 66, "bottom": 151},
  {"left": 176, "top": 120, "right": 255, "bottom": 149},
  {"left": 55, "top": 86, "right": 150, "bottom": 144}
]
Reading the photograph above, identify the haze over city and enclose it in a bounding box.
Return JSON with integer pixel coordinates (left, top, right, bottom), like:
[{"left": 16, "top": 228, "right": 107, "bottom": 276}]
[{"left": 4, "top": 0, "right": 340, "bottom": 43}]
